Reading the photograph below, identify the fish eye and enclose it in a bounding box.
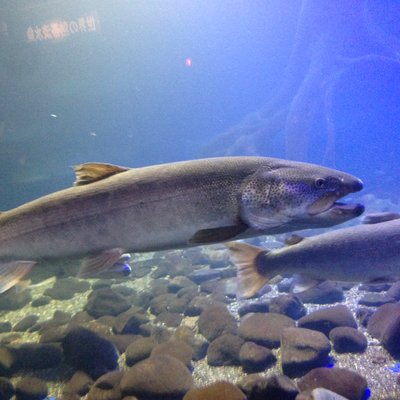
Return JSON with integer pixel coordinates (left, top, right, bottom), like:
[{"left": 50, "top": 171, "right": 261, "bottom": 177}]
[{"left": 314, "top": 178, "right": 326, "bottom": 188}]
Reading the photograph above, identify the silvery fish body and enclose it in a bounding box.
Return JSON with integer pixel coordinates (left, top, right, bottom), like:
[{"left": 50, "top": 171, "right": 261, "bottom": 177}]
[
  {"left": 228, "top": 216, "right": 400, "bottom": 298},
  {"left": 0, "top": 156, "right": 363, "bottom": 292}
]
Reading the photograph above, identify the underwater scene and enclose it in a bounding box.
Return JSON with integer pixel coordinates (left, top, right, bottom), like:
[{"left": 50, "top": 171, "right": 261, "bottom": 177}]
[{"left": 1, "top": 1, "right": 400, "bottom": 399}]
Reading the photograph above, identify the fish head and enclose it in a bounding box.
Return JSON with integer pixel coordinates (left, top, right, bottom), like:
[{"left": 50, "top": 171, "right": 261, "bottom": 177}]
[{"left": 240, "top": 162, "right": 364, "bottom": 232}]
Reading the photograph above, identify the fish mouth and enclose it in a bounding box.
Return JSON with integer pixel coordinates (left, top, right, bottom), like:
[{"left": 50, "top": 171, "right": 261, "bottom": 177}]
[
  {"left": 307, "top": 177, "right": 364, "bottom": 216},
  {"left": 308, "top": 197, "right": 365, "bottom": 218},
  {"left": 322, "top": 202, "right": 365, "bottom": 218}
]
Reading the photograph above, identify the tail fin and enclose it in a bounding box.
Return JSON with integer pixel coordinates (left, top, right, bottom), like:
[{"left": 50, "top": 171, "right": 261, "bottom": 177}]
[{"left": 225, "top": 241, "right": 269, "bottom": 299}]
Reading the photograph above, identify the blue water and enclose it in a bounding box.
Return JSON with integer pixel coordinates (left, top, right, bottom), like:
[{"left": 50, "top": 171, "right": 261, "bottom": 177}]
[{"left": 0, "top": 0, "right": 399, "bottom": 210}]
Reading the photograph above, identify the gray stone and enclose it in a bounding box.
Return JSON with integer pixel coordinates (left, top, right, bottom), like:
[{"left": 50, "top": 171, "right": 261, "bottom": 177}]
[
  {"left": 298, "top": 305, "right": 357, "bottom": 336},
  {"left": 238, "top": 373, "right": 298, "bottom": 400},
  {"left": 151, "top": 340, "right": 194, "bottom": 368},
  {"left": 15, "top": 377, "right": 48, "bottom": 400},
  {"left": 198, "top": 304, "right": 237, "bottom": 341},
  {"left": 268, "top": 294, "right": 306, "bottom": 319},
  {"left": 85, "top": 288, "right": 131, "bottom": 318},
  {"left": 120, "top": 355, "right": 194, "bottom": 398},
  {"left": 207, "top": 333, "right": 244, "bottom": 366},
  {"left": 367, "top": 302, "right": 400, "bottom": 356},
  {"left": 238, "top": 312, "right": 295, "bottom": 348},
  {"left": 297, "top": 388, "right": 349, "bottom": 400},
  {"left": 329, "top": 327, "right": 368, "bottom": 353},
  {"left": 281, "top": 327, "right": 331, "bottom": 378},
  {"left": 298, "top": 368, "right": 368, "bottom": 400},
  {"left": 183, "top": 381, "right": 246, "bottom": 400},
  {"left": 296, "top": 281, "right": 343, "bottom": 304},
  {"left": 125, "top": 337, "right": 157, "bottom": 366},
  {"left": 239, "top": 342, "right": 276, "bottom": 373}
]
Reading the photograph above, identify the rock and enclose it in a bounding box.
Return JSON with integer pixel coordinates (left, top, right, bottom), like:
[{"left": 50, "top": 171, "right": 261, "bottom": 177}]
[
  {"left": 155, "top": 312, "right": 183, "bottom": 327},
  {"left": 277, "top": 278, "right": 293, "bottom": 293},
  {"left": 44, "top": 277, "right": 90, "bottom": 300},
  {"left": 268, "top": 294, "right": 306, "bottom": 320},
  {"left": 149, "top": 293, "right": 189, "bottom": 315},
  {"left": 151, "top": 340, "right": 194, "bottom": 368},
  {"left": 185, "top": 296, "right": 218, "bottom": 316},
  {"left": 15, "top": 377, "right": 48, "bottom": 400},
  {"left": 238, "top": 312, "right": 295, "bottom": 348},
  {"left": 0, "top": 346, "right": 17, "bottom": 376},
  {"left": 239, "top": 342, "right": 276, "bottom": 373},
  {"left": 356, "top": 307, "right": 373, "bottom": 328},
  {"left": 297, "top": 368, "right": 368, "bottom": 400},
  {"left": 207, "top": 278, "right": 237, "bottom": 299},
  {"left": 0, "top": 377, "right": 14, "bottom": 400},
  {"left": 296, "top": 281, "right": 344, "bottom": 304},
  {"left": 386, "top": 281, "right": 400, "bottom": 300},
  {"left": 281, "top": 327, "right": 331, "bottom": 378},
  {"left": 329, "top": 327, "right": 368, "bottom": 353},
  {"left": 85, "top": 288, "right": 131, "bottom": 318},
  {"left": 126, "top": 337, "right": 157, "bottom": 366},
  {"left": 13, "top": 343, "right": 63, "bottom": 370},
  {"left": 0, "top": 288, "right": 31, "bottom": 310},
  {"left": 238, "top": 301, "right": 269, "bottom": 317},
  {"left": 149, "top": 279, "right": 170, "bottom": 297},
  {"left": 359, "top": 282, "right": 391, "bottom": 292},
  {"left": 188, "top": 268, "right": 222, "bottom": 284},
  {"left": 297, "top": 305, "right": 357, "bottom": 336},
  {"left": 62, "top": 326, "right": 119, "bottom": 380},
  {"left": 13, "top": 315, "right": 39, "bottom": 332},
  {"left": 183, "top": 381, "right": 246, "bottom": 400},
  {"left": 297, "top": 387, "right": 350, "bottom": 400},
  {"left": 358, "top": 293, "right": 395, "bottom": 307},
  {"left": 367, "top": 302, "right": 400, "bottom": 356},
  {"left": 198, "top": 304, "right": 237, "bottom": 341},
  {"left": 112, "top": 310, "right": 149, "bottom": 335},
  {"left": 0, "top": 322, "right": 12, "bottom": 333},
  {"left": 168, "top": 276, "right": 196, "bottom": 293},
  {"left": 120, "top": 354, "right": 194, "bottom": 398},
  {"left": 110, "top": 334, "right": 140, "bottom": 354},
  {"left": 207, "top": 333, "right": 244, "bottom": 366},
  {"left": 238, "top": 373, "right": 298, "bottom": 400},
  {"left": 62, "top": 370, "right": 94, "bottom": 398},
  {"left": 172, "top": 327, "right": 209, "bottom": 361},
  {"left": 86, "top": 370, "right": 123, "bottom": 400},
  {"left": 149, "top": 325, "right": 173, "bottom": 343},
  {"left": 39, "top": 325, "right": 68, "bottom": 343}
]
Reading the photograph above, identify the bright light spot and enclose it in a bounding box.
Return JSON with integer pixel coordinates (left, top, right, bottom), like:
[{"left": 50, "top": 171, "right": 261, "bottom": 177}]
[
  {"left": 50, "top": 114, "right": 57, "bottom": 118},
  {"left": 185, "top": 57, "right": 192, "bottom": 67},
  {"left": 90, "top": 132, "right": 96, "bottom": 137}
]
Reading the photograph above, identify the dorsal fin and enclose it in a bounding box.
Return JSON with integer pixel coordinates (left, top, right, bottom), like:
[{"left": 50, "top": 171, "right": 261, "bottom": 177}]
[{"left": 73, "top": 162, "right": 130, "bottom": 186}]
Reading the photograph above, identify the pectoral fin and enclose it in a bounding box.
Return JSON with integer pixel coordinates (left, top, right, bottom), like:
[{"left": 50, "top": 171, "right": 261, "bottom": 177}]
[
  {"left": 189, "top": 223, "right": 248, "bottom": 245},
  {"left": 78, "top": 248, "right": 126, "bottom": 278},
  {"left": 74, "top": 163, "right": 130, "bottom": 186},
  {"left": 0, "top": 261, "right": 37, "bottom": 294},
  {"left": 241, "top": 209, "right": 289, "bottom": 231},
  {"left": 291, "top": 274, "right": 323, "bottom": 293}
]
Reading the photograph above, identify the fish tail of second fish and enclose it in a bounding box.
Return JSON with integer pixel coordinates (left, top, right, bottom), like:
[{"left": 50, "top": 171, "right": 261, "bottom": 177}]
[{"left": 226, "top": 241, "right": 271, "bottom": 299}]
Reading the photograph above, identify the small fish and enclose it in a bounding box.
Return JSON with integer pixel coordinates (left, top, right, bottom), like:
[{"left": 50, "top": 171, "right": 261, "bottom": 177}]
[
  {"left": 0, "top": 156, "right": 363, "bottom": 292},
  {"left": 227, "top": 213, "right": 400, "bottom": 298}
]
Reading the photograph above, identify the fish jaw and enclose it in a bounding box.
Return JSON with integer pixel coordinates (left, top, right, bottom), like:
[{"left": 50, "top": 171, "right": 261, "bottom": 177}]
[{"left": 240, "top": 163, "right": 364, "bottom": 232}]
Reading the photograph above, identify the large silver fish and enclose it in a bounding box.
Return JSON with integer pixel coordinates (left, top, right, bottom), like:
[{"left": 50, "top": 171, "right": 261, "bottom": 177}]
[
  {"left": 0, "top": 156, "right": 363, "bottom": 292},
  {"left": 227, "top": 214, "right": 400, "bottom": 298}
]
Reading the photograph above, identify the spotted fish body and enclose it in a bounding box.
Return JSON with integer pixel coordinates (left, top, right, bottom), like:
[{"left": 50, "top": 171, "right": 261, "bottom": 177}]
[{"left": 0, "top": 156, "right": 363, "bottom": 292}]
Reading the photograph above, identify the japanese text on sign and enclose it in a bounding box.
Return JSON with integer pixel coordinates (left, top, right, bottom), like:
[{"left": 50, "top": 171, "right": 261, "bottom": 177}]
[{"left": 26, "top": 15, "right": 98, "bottom": 42}]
